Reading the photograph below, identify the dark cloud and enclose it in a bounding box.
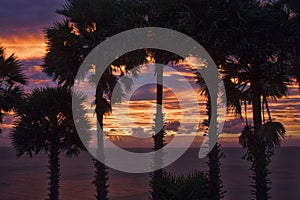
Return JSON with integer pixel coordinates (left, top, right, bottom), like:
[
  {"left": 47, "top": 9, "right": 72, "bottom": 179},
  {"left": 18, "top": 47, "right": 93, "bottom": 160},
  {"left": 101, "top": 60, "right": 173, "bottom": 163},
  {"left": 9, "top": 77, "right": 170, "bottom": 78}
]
[
  {"left": 0, "top": 116, "right": 13, "bottom": 147},
  {"left": 130, "top": 83, "right": 182, "bottom": 103},
  {"left": 164, "top": 121, "right": 180, "bottom": 131},
  {"left": 2, "top": 116, "right": 13, "bottom": 125},
  {"left": 0, "top": 132, "right": 10, "bottom": 147},
  {"left": 21, "top": 59, "right": 55, "bottom": 90},
  {"left": 222, "top": 118, "right": 245, "bottom": 134},
  {"left": 130, "top": 84, "right": 156, "bottom": 101},
  {"left": 0, "top": 0, "right": 65, "bottom": 36}
]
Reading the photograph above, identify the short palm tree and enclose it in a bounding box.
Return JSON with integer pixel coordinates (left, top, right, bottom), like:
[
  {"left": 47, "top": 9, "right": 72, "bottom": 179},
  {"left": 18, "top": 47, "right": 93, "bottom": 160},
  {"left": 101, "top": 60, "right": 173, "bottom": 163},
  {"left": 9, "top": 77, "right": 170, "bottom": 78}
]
[
  {"left": 160, "top": 171, "right": 210, "bottom": 200},
  {"left": 0, "top": 46, "right": 26, "bottom": 133},
  {"left": 10, "top": 87, "right": 90, "bottom": 200}
]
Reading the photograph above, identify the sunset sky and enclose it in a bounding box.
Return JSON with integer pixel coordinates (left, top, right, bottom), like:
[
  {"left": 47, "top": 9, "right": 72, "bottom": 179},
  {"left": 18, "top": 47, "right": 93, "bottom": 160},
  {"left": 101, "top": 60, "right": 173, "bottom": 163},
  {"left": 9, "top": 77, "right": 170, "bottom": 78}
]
[{"left": 1, "top": 0, "right": 300, "bottom": 148}]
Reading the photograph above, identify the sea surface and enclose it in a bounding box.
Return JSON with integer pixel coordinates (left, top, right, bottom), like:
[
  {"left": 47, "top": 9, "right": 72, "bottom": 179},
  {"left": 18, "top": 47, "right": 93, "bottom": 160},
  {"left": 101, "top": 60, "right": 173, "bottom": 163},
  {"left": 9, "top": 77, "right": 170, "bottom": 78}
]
[{"left": 0, "top": 147, "right": 300, "bottom": 200}]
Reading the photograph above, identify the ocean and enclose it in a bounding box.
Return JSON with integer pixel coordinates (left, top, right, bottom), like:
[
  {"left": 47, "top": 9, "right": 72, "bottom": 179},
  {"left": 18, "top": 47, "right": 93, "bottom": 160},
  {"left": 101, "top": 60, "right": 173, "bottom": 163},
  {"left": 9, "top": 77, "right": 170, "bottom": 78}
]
[{"left": 0, "top": 147, "right": 300, "bottom": 200}]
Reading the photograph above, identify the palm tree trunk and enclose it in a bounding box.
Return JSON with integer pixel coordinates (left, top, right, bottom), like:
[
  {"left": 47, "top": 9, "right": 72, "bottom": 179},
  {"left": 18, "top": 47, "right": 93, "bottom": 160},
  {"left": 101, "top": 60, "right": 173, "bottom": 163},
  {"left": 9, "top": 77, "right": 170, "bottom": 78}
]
[
  {"left": 208, "top": 143, "right": 225, "bottom": 200},
  {"left": 252, "top": 145, "right": 270, "bottom": 200},
  {"left": 47, "top": 137, "right": 61, "bottom": 200},
  {"left": 251, "top": 88, "right": 262, "bottom": 134},
  {"left": 205, "top": 96, "right": 225, "bottom": 200},
  {"left": 151, "top": 65, "right": 165, "bottom": 200},
  {"left": 263, "top": 96, "right": 272, "bottom": 122},
  {"left": 94, "top": 86, "right": 109, "bottom": 200},
  {"left": 251, "top": 85, "right": 270, "bottom": 200}
]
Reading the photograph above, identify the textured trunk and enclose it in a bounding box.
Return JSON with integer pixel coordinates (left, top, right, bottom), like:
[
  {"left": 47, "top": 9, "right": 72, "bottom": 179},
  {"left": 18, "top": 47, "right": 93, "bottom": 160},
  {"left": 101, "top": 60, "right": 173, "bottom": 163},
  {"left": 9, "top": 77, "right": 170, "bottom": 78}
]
[
  {"left": 208, "top": 143, "right": 225, "bottom": 200},
  {"left": 251, "top": 77, "right": 269, "bottom": 200},
  {"left": 263, "top": 96, "right": 272, "bottom": 122},
  {"left": 252, "top": 88, "right": 262, "bottom": 135},
  {"left": 150, "top": 65, "right": 165, "bottom": 200},
  {"left": 252, "top": 145, "right": 270, "bottom": 200},
  {"left": 206, "top": 95, "right": 225, "bottom": 200},
  {"left": 47, "top": 138, "right": 60, "bottom": 200},
  {"left": 94, "top": 86, "right": 109, "bottom": 200}
]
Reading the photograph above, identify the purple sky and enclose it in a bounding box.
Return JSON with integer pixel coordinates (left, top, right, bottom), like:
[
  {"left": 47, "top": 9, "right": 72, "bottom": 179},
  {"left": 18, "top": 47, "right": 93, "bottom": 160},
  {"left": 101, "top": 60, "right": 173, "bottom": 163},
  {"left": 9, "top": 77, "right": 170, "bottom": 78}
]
[{"left": 0, "top": 0, "right": 300, "bottom": 147}]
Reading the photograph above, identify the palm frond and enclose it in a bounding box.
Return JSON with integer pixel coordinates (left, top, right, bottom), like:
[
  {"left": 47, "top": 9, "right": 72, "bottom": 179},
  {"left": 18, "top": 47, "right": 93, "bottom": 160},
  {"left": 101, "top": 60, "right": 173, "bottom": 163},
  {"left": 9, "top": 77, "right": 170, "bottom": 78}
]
[
  {"left": 257, "top": 121, "right": 286, "bottom": 148},
  {"left": 10, "top": 87, "right": 91, "bottom": 158}
]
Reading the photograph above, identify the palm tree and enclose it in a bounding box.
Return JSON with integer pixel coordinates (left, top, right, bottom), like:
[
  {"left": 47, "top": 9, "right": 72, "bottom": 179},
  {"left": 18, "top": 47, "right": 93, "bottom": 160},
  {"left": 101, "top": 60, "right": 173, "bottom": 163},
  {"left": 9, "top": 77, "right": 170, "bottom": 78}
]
[
  {"left": 10, "top": 87, "right": 90, "bottom": 200},
  {"left": 0, "top": 46, "right": 26, "bottom": 133},
  {"left": 44, "top": 1, "right": 148, "bottom": 199},
  {"left": 189, "top": 0, "right": 295, "bottom": 199},
  {"left": 45, "top": 1, "right": 190, "bottom": 199},
  {"left": 200, "top": 1, "right": 293, "bottom": 199},
  {"left": 176, "top": 0, "right": 228, "bottom": 198},
  {"left": 160, "top": 171, "right": 210, "bottom": 200},
  {"left": 196, "top": 71, "right": 226, "bottom": 200},
  {"left": 124, "top": 1, "right": 226, "bottom": 198}
]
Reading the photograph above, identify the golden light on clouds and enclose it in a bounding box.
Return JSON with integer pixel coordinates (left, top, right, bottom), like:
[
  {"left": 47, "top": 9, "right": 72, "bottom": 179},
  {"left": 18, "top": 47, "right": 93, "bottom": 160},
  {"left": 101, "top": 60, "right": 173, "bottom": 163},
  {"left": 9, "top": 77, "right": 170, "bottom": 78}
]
[
  {"left": 0, "top": 33, "right": 45, "bottom": 60},
  {"left": 0, "top": 29, "right": 299, "bottom": 147}
]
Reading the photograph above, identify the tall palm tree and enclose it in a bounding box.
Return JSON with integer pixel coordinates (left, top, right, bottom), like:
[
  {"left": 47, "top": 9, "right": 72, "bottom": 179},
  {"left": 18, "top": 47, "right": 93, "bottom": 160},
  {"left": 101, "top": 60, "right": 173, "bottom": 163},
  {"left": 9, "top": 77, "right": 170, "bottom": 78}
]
[
  {"left": 10, "top": 87, "right": 90, "bottom": 200},
  {"left": 176, "top": 0, "right": 228, "bottom": 198},
  {"left": 45, "top": 1, "right": 190, "bottom": 199},
  {"left": 44, "top": 1, "right": 148, "bottom": 199},
  {"left": 0, "top": 46, "right": 26, "bottom": 133},
  {"left": 200, "top": 1, "right": 293, "bottom": 199},
  {"left": 188, "top": 0, "right": 294, "bottom": 199},
  {"left": 196, "top": 71, "right": 226, "bottom": 200}
]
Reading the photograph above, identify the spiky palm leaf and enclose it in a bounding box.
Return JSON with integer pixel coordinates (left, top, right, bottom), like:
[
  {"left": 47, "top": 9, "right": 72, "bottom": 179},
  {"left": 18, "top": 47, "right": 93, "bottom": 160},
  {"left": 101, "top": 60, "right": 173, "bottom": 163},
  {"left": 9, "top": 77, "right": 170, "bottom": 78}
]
[
  {"left": 160, "top": 171, "right": 210, "bottom": 200},
  {"left": 257, "top": 121, "right": 286, "bottom": 149},
  {"left": 11, "top": 87, "right": 90, "bottom": 155},
  {"left": 0, "top": 46, "right": 26, "bottom": 133},
  {"left": 10, "top": 87, "right": 90, "bottom": 200}
]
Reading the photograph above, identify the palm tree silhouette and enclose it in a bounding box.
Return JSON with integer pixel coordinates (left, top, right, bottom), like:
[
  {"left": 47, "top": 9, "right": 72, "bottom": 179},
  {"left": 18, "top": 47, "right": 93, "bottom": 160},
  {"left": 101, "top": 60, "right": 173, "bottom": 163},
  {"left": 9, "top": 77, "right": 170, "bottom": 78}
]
[
  {"left": 160, "top": 171, "right": 210, "bottom": 200},
  {"left": 203, "top": 1, "right": 293, "bottom": 199},
  {"left": 43, "top": 1, "right": 299, "bottom": 199},
  {"left": 191, "top": 0, "right": 296, "bottom": 198},
  {"left": 10, "top": 87, "right": 90, "bottom": 200},
  {"left": 150, "top": 63, "right": 166, "bottom": 200},
  {"left": 0, "top": 46, "right": 26, "bottom": 134},
  {"left": 44, "top": 1, "right": 148, "bottom": 199},
  {"left": 196, "top": 72, "right": 226, "bottom": 200}
]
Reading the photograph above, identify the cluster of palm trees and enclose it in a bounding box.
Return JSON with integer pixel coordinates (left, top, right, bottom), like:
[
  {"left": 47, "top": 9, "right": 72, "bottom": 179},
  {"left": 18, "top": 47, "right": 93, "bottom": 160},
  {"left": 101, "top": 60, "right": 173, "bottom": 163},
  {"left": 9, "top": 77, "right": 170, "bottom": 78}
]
[{"left": 1, "top": 0, "right": 300, "bottom": 200}]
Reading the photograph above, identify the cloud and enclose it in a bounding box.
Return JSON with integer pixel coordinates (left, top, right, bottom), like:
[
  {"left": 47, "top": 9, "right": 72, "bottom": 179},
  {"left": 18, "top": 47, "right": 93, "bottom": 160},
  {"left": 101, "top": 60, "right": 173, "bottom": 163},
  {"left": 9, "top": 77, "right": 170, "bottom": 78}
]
[
  {"left": 222, "top": 118, "right": 245, "bottom": 134},
  {"left": 0, "top": 34, "right": 45, "bottom": 60},
  {"left": 0, "top": 116, "right": 14, "bottom": 146},
  {"left": 0, "top": 0, "right": 64, "bottom": 36},
  {"left": 130, "top": 84, "right": 156, "bottom": 101},
  {"left": 21, "top": 59, "right": 55, "bottom": 90},
  {"left": 131, "top": 127, "right": 151, "bottom": 138},
  {"left": 0, "top": 0, "right": 65, "bottom": 60},
  {"left": 164, "top": 121, "right": 180, "bottom": 131}
]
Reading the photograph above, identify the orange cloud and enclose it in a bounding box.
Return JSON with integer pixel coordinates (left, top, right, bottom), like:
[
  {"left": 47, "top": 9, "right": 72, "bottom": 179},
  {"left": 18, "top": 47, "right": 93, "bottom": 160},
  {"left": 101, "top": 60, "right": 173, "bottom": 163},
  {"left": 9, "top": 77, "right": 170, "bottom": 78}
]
[
  {"left": 30, "top": 65, "right": 43, "bottom": 72},
  {"left": 0, "top": 33, "right": 45, "bottom": 60}
]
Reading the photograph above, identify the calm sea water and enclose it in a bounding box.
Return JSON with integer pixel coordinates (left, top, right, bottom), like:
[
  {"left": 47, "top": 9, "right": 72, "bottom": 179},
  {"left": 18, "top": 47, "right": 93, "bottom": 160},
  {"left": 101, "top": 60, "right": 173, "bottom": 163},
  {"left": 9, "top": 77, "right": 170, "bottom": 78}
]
[{"left": 0, "top": 147, "right": 300, "bottom": 200}]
